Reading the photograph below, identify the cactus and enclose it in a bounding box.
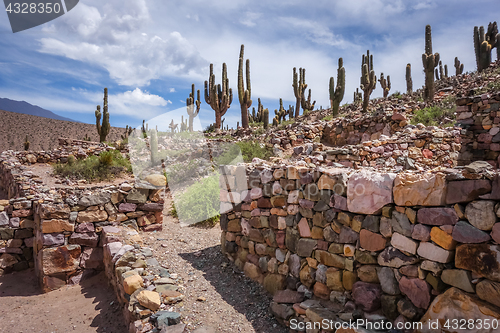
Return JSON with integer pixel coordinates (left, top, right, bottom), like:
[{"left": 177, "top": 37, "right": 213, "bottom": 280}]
[
  {"left": 238, "top": 44, "right": 252, "bottom": 128},
  {"left": 263, "top": 108, "right": 269, "bottom": 130},
  {"left": 186, "top": 84, "right": 201, "bottom": 131},
  {"left": 454, "top": 57, "right": 464, "bottom": 75},
  {"left": 204, "top": 63, "right": 232, "bottom": 129},
  {"left": 301, "top": 88, "right": 316, "bottom": 113},
  {"left": 141, "top": 120, "right": 148, "bottom": 138},
  {"left": 292, "top": 67, "right": 307, "bottom": 118},
  {"left": 169, "top": 119, "right": 178, "bottom": 133},
  {"left": 405, "top": 64, "right": 413, "bottom": 94},
  {"left": 353, "top": 88, "right": 362, "bottom": 104},
  {"left": 378, "top": 73, "right": 391, "bottom": 98},
  {"left": 221, "top": 118, "right": 225, "bottom": 129},
  {"left": 444, "top": 64, "right": 448, "bottom": 78},
  {"left": 474, "top": 23, "right": 497, "bottom": 71},
  {"left": 24, "top": 135, "right": 29, "bottom": 151},
  {"left": 273, "top": 116, "right": 279, "bottom": 127},
  {"left": 83, "top": 134, "right": 91, "bottom": 141},
  {"left": 180, "top": 115, "right": 188, "bottom": 132},
  {"left": 287, "top": 105, "right": 294, "bottom": 120},
  {"left": 121, "top": 125, "right": 133, "bottom": 141},
  {"left": 95, "top": 88, "right": 110, "bottom": 142},
  {"left": 360, "top": 50, "right": 376, "bottom": 112},
  {"left": 496, "top": 32, "right": 500, "bottom": 60},
  {"left": 150, "top": 129, "right": 158, "bottom": 165},
  {"left": 329, "top": 57, "right": 345, "bottom": 117},
  {"left": 422, "top": 25, "right": 439, "bottom": 102}
]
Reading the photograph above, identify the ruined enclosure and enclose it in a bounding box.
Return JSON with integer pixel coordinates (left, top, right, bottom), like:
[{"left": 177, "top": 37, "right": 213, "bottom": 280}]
[{"left": 2, "top": 90, "right": 500, "bottom": 333}]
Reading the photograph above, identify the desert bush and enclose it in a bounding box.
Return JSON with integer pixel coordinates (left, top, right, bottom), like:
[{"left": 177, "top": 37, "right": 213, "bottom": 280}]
[
  {"left": 410, "top": 105, "right": 456, "bottom": 127},
  {"left": 172, "top": 174, "right": 220, "bottom": 226},
  {"left": 236, "top": 141, "right": 273, "bottom": 162},
  {"left": 53, "top": 149, "right": 131, "bottom": 182}
]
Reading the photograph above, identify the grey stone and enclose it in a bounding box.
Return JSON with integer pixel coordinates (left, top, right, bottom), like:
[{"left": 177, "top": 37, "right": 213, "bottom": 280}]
[
  {"left": 78, "top": 192, "right": 111, "bottom": 207},
  {"left": 377, "top": 267, "right": 400, "bottom": 295}
]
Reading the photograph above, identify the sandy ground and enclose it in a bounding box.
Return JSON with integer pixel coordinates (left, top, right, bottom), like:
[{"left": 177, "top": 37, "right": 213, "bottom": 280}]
[{"left": 0, "top": 269, "right": 127, "bottom": 333}]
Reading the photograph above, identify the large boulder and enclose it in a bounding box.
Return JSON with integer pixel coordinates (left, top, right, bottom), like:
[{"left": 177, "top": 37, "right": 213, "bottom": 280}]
[
  {"left": 347, "top": 170, "right": 396, "bottom": 215},
  {"left": 393, "top": 172, "right": 446, "bottom": 206},
  {"left": 416, "top": 288, "right": 500, "bottom": 333}
]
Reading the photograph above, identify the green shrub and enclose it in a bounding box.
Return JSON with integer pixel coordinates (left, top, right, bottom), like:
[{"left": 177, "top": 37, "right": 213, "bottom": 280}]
[
  {"left": 53, "top": 149, "right": 131, "bottom": 182},
  {"left": 410, "top": 105, "right": 456, "bottom": 127},
  {"left": 322, "top": 115, "right": 333, "bottom": 121},
  {"left": 172, "top": 174, "right": 220, "bottom": 226},
  {"left": 236, "top": 140, "right": 273, "bottom": 162}
]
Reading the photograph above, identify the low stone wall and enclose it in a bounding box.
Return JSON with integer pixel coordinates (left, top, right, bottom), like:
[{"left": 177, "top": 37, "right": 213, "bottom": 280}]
[
  {"left": 456, "top": 92, "right": 500, "bottom": 167},
  {"left": 0, "top": 198, "right": 34, "bottom": 274},
  {"left": 15, "top": 137, "right": 116, "bottom": 165},
  {"left": 102, "top": 226, "right": 185, "bottom": 333},
  {"left": 219, "top": 163, "right": 500, "bottom": 330},
  {"left": 32, "top": 182, "right": 164, "bottom": 292}
]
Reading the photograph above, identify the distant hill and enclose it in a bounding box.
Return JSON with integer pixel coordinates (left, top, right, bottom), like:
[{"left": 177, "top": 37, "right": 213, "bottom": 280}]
[
  {"left": 0, "top": 97, "right": 79, "bottom": 122},
  {"left": 0, "top": 110, "right": 125, "bottom": 152}
]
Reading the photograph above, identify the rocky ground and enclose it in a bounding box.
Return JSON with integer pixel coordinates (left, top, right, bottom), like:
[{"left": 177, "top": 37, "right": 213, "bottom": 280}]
[{"left": 138, "top": 196, "right": 288, "bottom": 333}]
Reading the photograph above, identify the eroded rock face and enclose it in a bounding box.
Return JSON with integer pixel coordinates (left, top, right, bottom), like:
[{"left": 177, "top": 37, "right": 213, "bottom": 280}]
[
  {"left": 347, "top": 170, "right": 396, "bottom": 215},
  {"left": 416, "top": 288, "right": 500, "bottom": 333},
  {"left": 393, "top": 172, "right": 446, "bottom": 206}
]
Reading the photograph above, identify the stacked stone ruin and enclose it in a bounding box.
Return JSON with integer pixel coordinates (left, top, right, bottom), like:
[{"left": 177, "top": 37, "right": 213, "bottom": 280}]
[
  {"left": 0, "top": 147, "right": 187, "bottom": 332},
  {"left": 219, "top": 161, "right": 500, "bottom": 331}
]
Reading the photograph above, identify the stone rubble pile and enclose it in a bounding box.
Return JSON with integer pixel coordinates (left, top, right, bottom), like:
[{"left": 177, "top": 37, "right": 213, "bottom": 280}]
[{"left": 219, "top": 161, "right": 500, "bottom": 331}]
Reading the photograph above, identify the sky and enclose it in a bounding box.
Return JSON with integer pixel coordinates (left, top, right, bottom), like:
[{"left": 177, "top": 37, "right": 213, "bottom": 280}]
[{"left": 0, "top": 0, "right": 499, "bottom": 130}]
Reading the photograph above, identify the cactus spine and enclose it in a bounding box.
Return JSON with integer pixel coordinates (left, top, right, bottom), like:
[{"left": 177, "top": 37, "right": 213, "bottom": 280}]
[
  {"left": 292, "top": 67, "right": 307, "bottom": 118},
  {"left": 360, "top": 50, "right": 376, "bottom": 112},
  {"left": 95, "top": 88, "right": 110, "bottom": 142},
  {"left": 186, "top": 84, "right": 201, "bottom": 131},
  {"left": 405, "top": 64, "right": 413, "bottom": 94},
  {"left": 329, "top": 57, "right": 345, "bottom": 117},
  {"left": 24, "top": 135, "right": 29, "bottom": 151},
  {"left": 378, "top": 73, "right": 391, "bottom": 98},
  {"left": 454, "top": 57, "right": 464, "bottom": 75},
  {"left": 422, "top": 25, "right": 439, "bottom": 102},
  {"left": 204, "top": 63, "right": 233, "bottom": 129},
  {"left": 238, "top": 44, "right": 252, "bottom": 129}
]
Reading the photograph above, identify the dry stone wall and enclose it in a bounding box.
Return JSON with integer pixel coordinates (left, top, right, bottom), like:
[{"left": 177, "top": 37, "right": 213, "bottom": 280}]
[
  {"left": 457, "top": 92, "right": 500, "bottom": 167},
  {"left": 0, "top": 147, "right": 189, "bottom": 333},
  {"left": 219, "top": 162, "right": 500, "bottom": 331}
]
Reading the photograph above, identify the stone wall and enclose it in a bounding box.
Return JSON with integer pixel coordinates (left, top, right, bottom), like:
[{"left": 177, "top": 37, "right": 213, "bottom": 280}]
[
  {"left": 219, "top": 163, "right": 500, "bottom": 330},
  {"left": 456, "top": 92, "right": 500, "bottom": 167},
  {"left": 0, "top": 198, "right": 35, "bottom": 274},
  {"left": 32, "top": 183, "right": 164, "bottom": 292}
]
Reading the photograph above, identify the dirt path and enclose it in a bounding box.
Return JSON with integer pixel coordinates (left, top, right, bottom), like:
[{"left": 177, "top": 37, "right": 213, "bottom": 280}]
[
  {"left": 0, "top": 269, "right": 127, "bottom": 333},
  {"left": 140, "top": 197, "right": 287, "bottom": 333}
]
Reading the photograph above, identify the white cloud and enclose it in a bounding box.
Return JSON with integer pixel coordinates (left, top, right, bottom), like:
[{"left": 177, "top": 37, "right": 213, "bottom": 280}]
[
  {"left": 413, "top": 1, "right": 436, "bottom": 10},
  {"left": 169, "top": 88, "right": 176, "bottom": 92},
  {"left": 240, "top": 12, "right": 261, "bottom": 27},
  {"left": 37, "top": 1, "right": 208, "bottom": 86},
  {"left": 278, "top": 17, "right": 349, "bottom": 47}
]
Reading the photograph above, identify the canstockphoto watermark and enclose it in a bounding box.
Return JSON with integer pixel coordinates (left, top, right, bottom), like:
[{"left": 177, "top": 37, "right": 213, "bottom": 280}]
[{"left": 4, "top": 0, "right": 79, "bottom": 33}]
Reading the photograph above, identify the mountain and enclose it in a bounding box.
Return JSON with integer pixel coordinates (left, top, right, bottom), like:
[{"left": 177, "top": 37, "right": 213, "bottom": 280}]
[{"left": 0, "top": 97, "right": 79, "bottom": 122}]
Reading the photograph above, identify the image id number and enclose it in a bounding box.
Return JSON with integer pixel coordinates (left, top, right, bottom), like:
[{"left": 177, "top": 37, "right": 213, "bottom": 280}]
[{"left": 5, "top": 2, "right": 61, "bottom": 14}]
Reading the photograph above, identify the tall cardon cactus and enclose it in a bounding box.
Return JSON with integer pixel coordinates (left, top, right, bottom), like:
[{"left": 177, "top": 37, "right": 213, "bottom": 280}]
[
  {"left": 360, "top": 50, "right": 376, "bottom": 112},
  {"left": 405, "top": 64, "right": 413, "bottom": 94},
  {"left": 474, "top": 22, "right": 497, "bottom": 71},
  {"left": 454, "top": 57, "right": 464, "bottom": 75},
  {"left": 238, "top": 44, "right": 252, "bottom": 128},
  {"left": 95, "top": 87, "right": 110, "bottom": 142},
  {"left": 379, "top": 73, "right": 391, "bottom": 98},
  {"left": 422, "top": 25, "right": 439, "bottom": 102},
  {"left": 186, "top": 84, "right": 201, "bottom": 131},
  {"left": 205, "top": 63, "right": 233, "bottom": 129},
  {"left": 329, "top": 57, "right": 345, "bottom": 117},
  {"left": 292, "top": 67, "right": 307, "bottom": 118}
]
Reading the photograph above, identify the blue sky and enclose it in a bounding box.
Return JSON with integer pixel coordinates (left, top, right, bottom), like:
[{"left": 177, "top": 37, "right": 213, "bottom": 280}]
[{"left": 0, "top": 0, "right": 499, "bottom": 130}]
